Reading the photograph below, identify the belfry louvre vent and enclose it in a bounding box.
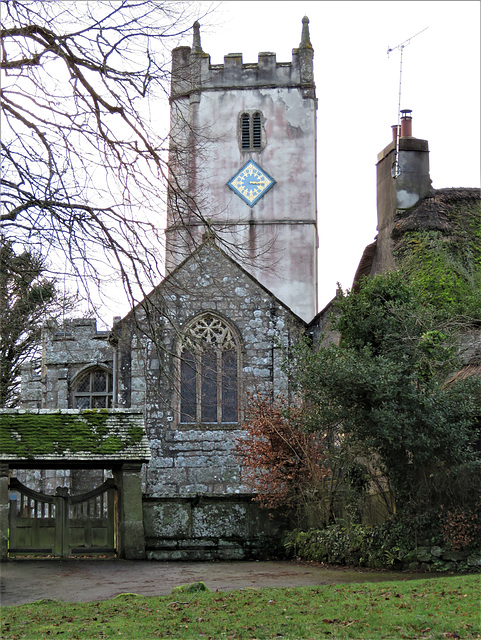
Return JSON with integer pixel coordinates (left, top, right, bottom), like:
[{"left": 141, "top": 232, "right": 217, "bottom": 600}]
[
  {"left": 240, "top": 112, "right": 263, "bottom": 150},
  {"left": 241, "top": 114, "right": 251, "bottom": 149},
  {"left": 252, "top": 113, "right": 261, "bottom": 148}
]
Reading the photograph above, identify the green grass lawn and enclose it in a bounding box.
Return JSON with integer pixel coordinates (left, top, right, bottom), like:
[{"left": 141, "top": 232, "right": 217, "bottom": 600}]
[{"left": 1, "top": 574, "right": 480, "bottom": 639}]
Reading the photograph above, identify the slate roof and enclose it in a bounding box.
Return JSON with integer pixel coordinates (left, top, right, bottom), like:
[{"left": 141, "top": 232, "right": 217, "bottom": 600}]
[{"left": 0, "top": 409, "right": 151, "bottom": 464}]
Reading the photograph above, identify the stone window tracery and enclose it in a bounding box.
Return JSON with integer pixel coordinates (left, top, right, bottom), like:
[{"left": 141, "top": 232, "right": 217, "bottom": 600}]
[{"left": 179, "top": 314, "right": 239, "bottom": 425}]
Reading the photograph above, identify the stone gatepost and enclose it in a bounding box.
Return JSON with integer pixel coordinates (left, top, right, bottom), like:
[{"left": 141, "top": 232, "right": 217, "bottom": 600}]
[
  {"left": 0, "top": 464, "right": 10, "bottom": 561},
  {"left": 116, "top": 463, "right": 146, "bottom": 559}
]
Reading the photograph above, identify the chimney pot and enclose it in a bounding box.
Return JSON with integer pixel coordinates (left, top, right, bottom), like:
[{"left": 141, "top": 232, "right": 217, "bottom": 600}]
[
  {"left": 391, "top": 125, "right": 400, "bottom": 141},
  {"left": 400, "top": 109, "right": 413, "bottom": 137}
]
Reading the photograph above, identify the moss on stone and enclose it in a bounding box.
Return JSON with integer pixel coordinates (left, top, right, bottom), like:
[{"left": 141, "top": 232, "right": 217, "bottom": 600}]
[
  {"left": 127, "top": 425, "right": 144, "bottom": 443},
  {"left": 171, "top": 581, "right": 209, "bottom": 595},
  {"left": 0, "top": 411, "right": 144, "bottom": 459}
]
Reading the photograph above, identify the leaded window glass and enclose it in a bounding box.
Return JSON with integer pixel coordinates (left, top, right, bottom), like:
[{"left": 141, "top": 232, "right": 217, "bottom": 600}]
[
  {"left": 180, "top": 315, "right": 239, "bottom": 425},
  {"left": 72, "top": 369, "right": 113, "bottom": 409}
]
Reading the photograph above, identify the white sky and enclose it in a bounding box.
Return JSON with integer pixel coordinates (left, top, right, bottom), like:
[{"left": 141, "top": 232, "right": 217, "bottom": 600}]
[{"left": 194, "top": 0, "right": 480, "bottom": 311}]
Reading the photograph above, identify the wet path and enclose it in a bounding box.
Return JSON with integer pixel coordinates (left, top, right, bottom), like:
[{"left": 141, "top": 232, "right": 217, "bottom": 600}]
[{"left": 0, "top": 559, "right": 434, "bottom": 606}]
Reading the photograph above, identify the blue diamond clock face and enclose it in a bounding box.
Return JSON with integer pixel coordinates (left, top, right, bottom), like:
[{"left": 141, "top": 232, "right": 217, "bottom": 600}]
[{"left": 227, "top": 160, "right": 275, "bottom": 206}]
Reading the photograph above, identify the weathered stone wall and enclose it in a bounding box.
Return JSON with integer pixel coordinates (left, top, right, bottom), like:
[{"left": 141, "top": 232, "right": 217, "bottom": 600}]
[
  {"left": 21, "top": 318, "right": 113, "bottom": 410},
  {"left": 143, "top": 495, "right": 287, "bottom": 561},
  {"left": 459, "top": 330, "right": 481, "bottom": 364},
  {"left": 115, "top": 241, "right": 306, "bottom": 504},
  {"left": 19, "top": 362, "right": 42, "bottom": 409}
]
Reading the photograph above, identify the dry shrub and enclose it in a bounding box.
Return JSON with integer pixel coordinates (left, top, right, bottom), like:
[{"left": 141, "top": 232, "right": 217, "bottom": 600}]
[
  {"left": 236, "top": 395, "right": 330, "bottom": 520},
  {"left": 439, "top": 504, "right": 481, "bottom": 551}
]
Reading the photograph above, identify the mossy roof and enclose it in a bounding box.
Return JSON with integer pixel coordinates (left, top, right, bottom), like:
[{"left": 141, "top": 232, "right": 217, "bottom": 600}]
[
  {"left": 352, "top": 187, "right": 480, "bottom": 290},
  {"left": 0, "top": 409, "right": 151, "bottom": 463},
  {"left": 392, "top": 187, "right": 480, "bottom": 238}
]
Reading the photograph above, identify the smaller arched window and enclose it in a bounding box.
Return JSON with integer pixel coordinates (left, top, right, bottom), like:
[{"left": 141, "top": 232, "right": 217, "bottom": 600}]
[
  {"left": 71, "top": 368, "right": 113, "bottom": 409},
  {"left": 239, "top": 111, "right": 264, "bottom": 151},
  {"left": 178, "top": 314, "right": 240, "bottom": 425}
]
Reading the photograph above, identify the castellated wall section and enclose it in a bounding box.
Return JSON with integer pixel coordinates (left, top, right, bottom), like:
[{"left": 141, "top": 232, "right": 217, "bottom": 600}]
[{"left": 170, "top": 46, "right": 314, "bottom": 98}]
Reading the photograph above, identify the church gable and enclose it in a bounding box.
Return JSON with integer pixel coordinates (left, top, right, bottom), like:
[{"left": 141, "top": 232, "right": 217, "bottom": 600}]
[{"left": 113, "top": 240, "right": 305, "bottom": 498}]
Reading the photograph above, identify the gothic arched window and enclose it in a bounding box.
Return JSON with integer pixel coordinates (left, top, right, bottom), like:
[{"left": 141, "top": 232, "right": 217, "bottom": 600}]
[
  {"left": 239, "top": 111, "right": 264, "bottom": 151},
  {"left": 179, "top": 314, "right": 240, "bottom": 425},
  {"left": 71, "top": 368, "right": 113, "bottom": 409}
]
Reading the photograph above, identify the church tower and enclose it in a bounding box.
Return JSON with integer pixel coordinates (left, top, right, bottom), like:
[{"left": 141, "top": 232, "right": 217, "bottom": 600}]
[{"left": 166, "top": 18, "right": 318, "bottom": 322}]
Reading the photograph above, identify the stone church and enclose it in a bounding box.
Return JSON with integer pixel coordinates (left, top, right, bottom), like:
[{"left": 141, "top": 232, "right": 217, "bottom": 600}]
[
  {"left": 2, "top": 18, "right": 317, "bottom": 561},
  {"left": 1, "top": 18, "right": 479, "bottom": 561}
]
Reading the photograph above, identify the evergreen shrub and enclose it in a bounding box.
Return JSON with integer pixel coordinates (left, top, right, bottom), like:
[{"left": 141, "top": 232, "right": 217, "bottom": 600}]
[{"left": 284, "top": 507, "right": 481, "bottom": 572}]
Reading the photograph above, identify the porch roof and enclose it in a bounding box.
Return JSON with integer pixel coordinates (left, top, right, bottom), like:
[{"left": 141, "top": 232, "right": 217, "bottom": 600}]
[{"left": 0, "top": 409, "right": 151, "bottom": 465}]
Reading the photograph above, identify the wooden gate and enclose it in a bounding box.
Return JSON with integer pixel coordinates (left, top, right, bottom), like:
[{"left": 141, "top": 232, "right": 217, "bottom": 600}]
[{"left": 8, "top": 478, "right": 117, "bottom": 558}]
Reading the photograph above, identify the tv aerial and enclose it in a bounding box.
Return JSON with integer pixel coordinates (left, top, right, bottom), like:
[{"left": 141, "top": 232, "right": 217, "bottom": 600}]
[{"left": 388, "top": 27, "right": 428, "bottom": 178}]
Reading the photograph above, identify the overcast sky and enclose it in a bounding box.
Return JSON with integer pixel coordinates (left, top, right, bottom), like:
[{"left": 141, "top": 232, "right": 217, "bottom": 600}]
[{"left": 194, "top": 0, "right": 480, "bottom": 310}]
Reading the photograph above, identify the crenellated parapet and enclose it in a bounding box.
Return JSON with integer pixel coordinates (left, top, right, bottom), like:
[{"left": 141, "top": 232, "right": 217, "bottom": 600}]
[{"left": 171, "top": 17, "right": 315, "bottom": 100}]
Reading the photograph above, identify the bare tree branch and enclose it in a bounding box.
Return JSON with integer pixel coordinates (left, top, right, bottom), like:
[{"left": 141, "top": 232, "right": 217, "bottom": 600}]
[{"left": 0, "top": 0, "right": 215, "bottom": 312}]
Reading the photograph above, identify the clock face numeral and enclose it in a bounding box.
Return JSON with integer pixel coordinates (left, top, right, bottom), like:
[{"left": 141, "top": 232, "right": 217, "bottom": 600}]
[{"left": 227, "top": 160, "right": 275, "bottom": 206}]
